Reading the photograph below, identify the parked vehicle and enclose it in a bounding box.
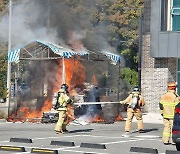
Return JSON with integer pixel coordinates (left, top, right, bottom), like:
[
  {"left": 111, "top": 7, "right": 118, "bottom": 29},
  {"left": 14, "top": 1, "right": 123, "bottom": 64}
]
[{"left": 172, "top": 103, "right": 180, "bottom": 151}]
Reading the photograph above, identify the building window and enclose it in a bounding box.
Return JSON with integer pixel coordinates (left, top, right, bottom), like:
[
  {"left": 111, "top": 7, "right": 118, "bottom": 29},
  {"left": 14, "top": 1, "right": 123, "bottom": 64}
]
[
  {"left": 172, "top": 0, "right": 180, "bottom": 31},
  {"left": 161, "top": 0, "right": 172, "bottom": 31},
  {"left": 161, "top": 0, "right": 168, "bottom": 31},
  {"left": 161, "top": 0, "right": 180, "bottom": 31}
]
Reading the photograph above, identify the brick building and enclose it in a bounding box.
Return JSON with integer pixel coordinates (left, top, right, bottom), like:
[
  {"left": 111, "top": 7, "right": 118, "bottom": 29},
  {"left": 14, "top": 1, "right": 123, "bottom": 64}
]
[{"left": 142, "top": 0, "right": 179, "bottom": 113}]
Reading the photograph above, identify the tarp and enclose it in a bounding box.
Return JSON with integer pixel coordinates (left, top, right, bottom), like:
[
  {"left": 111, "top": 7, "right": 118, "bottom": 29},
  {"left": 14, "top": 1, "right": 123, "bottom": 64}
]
[{"left": 8, "top": 40, "right": 121, "bottom": 64}]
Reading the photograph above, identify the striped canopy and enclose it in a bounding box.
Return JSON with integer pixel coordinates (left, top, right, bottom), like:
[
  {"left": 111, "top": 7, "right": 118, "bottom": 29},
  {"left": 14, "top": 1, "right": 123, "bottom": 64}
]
[{"left": 8, "top": 40, "right": 121, "bottom": 64}]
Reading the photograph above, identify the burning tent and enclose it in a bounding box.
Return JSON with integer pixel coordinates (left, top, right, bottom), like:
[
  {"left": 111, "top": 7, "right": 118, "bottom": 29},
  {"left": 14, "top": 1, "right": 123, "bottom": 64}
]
[
  {"left": 7, "top": 40, "right": 122, "bottom": 123},
  {"left": 8, "top": 40, "right": 120, "bottom": 64}
]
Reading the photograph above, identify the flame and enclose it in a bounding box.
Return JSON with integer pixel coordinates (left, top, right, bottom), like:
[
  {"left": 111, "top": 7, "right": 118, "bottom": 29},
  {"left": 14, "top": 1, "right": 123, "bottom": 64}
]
[
  {"left": 65, "top": 59, "right": 86, "bottom": 90},
  {"left": 115, "top": 114, "right": 124, "bottom": 121},
  {"left": 7, "top": 99, "right": 52, "bottom": 122},
  {"left": 88, "top": 113, "right": 124, "bottom": 123},
  {"left": 53, "top": 59, "right": 86, "bottom": 93},
  {"left": 89, "top": 114, "right": 104, "bottom": 123}
]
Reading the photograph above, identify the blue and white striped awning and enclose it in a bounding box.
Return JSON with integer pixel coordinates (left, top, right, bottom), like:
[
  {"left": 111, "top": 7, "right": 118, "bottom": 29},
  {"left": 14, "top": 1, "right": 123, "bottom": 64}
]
[
  {"left": 8, "top": 40, "right": 121, "bottom": 64},
  {"left": 37, "top": 41, "right": 88, "bottom": 58},
  {"left": 8, "top": 48, "right": 20, "bottom": 63},
  {"left": 8, "top": 40, "right": 89, "bottom": 63},
  {"left": 102, "top": 51, "right": 121, "bottom": 64}
]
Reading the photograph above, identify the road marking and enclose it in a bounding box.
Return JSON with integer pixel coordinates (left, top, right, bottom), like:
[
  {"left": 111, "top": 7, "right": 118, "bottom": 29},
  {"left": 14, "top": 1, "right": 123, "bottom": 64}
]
[
  {"left": 0, "top": 141, "right": 9, "bottom": 143},
  {"left": 101, "top": 138, "right": 144, "bottom": 145},
  {"left": 58, "top": 147, "right": 109, "bottom": 154},
  {"left": 33, "top": 134, "right": 83, "bottom": 140},
  {"left": 135, "top": 135, "right": 161, "bottom": 138},
  {"left": 62, "top": 149, "right": 109, "bottom": 154},
  {"left": 80, "top": 134, "right": 126, "bottom": 139}
]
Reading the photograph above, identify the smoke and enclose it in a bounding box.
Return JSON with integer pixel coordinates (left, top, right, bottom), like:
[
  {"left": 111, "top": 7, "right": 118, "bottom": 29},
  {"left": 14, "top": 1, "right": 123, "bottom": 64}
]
[
  {"left": 0, "top": 0, "right": 58, "bottom": 49},
  {"left": 0, "top": 0, "right": 116, "bottom": 53}
]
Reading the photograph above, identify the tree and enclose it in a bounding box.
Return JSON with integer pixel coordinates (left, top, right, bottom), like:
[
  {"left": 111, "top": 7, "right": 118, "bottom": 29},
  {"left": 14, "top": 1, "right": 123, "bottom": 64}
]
[{"left": 89, "top": 0, "right": 144, "bottom": 87}]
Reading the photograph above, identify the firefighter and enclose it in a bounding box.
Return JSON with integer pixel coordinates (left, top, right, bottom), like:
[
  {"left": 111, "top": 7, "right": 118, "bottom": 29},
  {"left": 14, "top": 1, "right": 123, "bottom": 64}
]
[
  {"left": 159, "top": 81, "right": 179, "bottom": 145},
  {"left": 54, "top": 84, "right": 73, "bottom": 134},
  {"left": 120, "top": 86, "right": 145, "bottom": 135}
]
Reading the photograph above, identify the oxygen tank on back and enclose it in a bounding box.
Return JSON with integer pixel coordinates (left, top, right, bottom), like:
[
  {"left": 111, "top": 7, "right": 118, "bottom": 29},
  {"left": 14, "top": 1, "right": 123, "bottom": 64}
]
[{"left": 131, "top": 94, "right": 139, "bottom": 109}]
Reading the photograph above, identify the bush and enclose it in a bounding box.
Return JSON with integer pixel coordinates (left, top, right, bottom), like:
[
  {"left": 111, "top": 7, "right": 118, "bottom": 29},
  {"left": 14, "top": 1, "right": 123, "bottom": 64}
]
[{"left": 120, "top": 67, "right": 138, "bottom": 86}]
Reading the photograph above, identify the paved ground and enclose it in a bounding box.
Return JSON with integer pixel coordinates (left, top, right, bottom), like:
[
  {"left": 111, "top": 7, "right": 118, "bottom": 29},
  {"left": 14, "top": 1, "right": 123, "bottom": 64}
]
[{"left": 0, "top": 113, "right": 178, "bottom": 154}]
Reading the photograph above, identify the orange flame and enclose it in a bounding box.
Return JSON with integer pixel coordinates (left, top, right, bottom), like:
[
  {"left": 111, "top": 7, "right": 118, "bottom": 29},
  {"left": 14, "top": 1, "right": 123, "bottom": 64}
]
[
  {"left": 115, "top": 114, "right": 124, "bottom": 121},
  {"left": 89, "top": 114, "right": 104, "bottom": 123},
  {"left": 53, "top": 59, "right": 86, "bottom": 93},
  {"left": 7, "top": 99, "right": 52, "bottom": 122}
]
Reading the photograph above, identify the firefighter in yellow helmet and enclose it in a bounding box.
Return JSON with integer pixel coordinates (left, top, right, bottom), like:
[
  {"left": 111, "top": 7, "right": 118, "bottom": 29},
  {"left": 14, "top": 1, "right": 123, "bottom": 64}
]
[
  {"left": 54, "top": 84, "right": 73, "bottom": 134},
  {"left": 159, "top": 81, "right": 179, "bottom": 145},
  {"left": 120, "top": 86, "right": 145, "bottom": 135}
]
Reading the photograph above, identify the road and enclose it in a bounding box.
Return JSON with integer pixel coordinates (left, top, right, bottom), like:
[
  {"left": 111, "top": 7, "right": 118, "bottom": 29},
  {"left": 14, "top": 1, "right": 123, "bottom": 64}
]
[{"left": 0, "top": 118, "right": 177, "bottom": 154}]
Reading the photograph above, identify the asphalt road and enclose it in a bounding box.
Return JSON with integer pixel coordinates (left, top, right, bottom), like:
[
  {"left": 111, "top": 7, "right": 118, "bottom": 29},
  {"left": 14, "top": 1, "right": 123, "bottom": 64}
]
[{"left": 0, "top": 119, "right": 178, "bottom": 154}]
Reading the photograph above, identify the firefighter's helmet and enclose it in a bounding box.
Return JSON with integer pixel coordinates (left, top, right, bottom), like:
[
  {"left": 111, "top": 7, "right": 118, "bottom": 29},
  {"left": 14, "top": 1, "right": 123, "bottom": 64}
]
[
  {"left": 61, "top": 84, "right": 69, "bottom": 91},
  {"left": 133, "top": 86, "right": 140, "bottom": 92},
  {"left": 168, "top": 81, "right": 177, "bottom": 90}
]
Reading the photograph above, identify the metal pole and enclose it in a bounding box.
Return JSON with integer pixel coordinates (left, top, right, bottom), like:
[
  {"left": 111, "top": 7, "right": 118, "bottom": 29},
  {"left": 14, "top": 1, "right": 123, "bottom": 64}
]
[
  {"left": 117, "top": 60, "right": 120, "bottom": 101},
  {"left": 15, "top": 71, "right": 18, "bottom": 116},
  {"left": 138, "top": 8, "right": 142, "bottom": 89},
  {"left": 62, "top": 57, "right": 66, "bottom": 84},
  {"left": 47, "top": 0, "right": 50, "bottom": 57},
  {"left": 6, "top": 0, "right": 12, "bottom": 116}
]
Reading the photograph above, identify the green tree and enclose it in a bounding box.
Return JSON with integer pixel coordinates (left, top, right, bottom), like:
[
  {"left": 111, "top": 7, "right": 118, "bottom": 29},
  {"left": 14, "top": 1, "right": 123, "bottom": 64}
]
[
  {"left": 89, "top": 0, "right": 144, "bottom": 86},
  {"left": 120, "top": 67, "right": 138, "bottom": 86}
]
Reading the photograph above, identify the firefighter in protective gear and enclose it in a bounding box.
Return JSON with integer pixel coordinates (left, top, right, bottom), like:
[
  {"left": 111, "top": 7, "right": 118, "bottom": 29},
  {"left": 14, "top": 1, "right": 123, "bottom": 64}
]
[
  {"left": 120, "top": 86, "right": 145, "bottom": 134},
  {"left": 159, "top": 81, "right": 179, "bottom": 145},
  {"left": 54, "top": 84, "right": 72, "bottom": 134}
]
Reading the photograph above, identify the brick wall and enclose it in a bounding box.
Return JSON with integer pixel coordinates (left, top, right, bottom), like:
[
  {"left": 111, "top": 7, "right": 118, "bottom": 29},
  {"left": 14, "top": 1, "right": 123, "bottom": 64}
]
[
  {"left": 141, "top": 0, "right": 177, "bottom": 113},
  {"left": 141, "top": 35, "right": 176, "bottom": 113}
]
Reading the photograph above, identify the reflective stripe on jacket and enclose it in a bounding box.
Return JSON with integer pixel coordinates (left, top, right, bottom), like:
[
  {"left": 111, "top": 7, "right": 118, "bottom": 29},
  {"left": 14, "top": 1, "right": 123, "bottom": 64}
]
[{"left": 159, "top": 90, "right": 179, "bottom": 119}]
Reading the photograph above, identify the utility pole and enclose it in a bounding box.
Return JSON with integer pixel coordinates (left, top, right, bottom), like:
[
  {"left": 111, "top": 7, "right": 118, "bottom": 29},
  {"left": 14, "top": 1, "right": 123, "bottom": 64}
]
[
  {"left": 117, "top": 60, "right": 121, "bottom": 101},
  {"left": 138, "top": 8, "right": 143, "bottom": 89},
  {"left": 6, "top": 0, "right": 12, "bottom": 116}
]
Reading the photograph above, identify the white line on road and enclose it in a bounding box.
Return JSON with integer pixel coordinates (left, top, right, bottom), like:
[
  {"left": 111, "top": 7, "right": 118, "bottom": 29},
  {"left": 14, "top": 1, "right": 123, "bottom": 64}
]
[
  {"left": 0, "top": 141, "right": 9, "bottom": 143},
  {"left": 32, "top": 134, "right": 83, "bottom": 140},
  {"left": 101, "top": 138, "right": 145, "bottom": 145},
  {"left": 80, "top": 134, "right": 126, "bottom": 139}
]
